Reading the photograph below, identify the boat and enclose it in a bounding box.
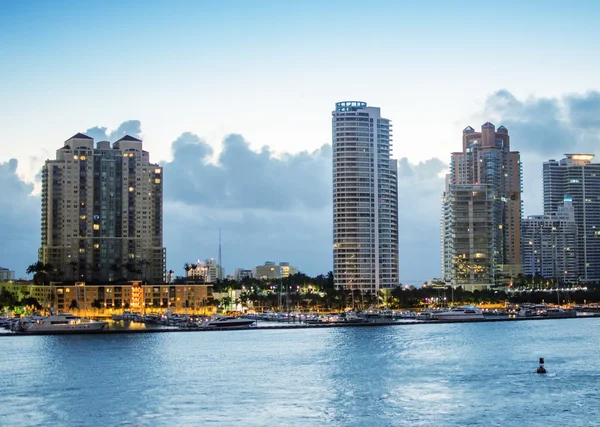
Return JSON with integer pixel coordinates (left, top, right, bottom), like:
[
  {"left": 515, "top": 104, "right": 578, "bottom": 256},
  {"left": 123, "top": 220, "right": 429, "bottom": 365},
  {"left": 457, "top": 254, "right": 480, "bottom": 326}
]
[
  {"left": 202, "top": 316, "right": 256, "bottom": 329},
  {"left": 545, "top": 307, "right": 577, "bottom": 318},
  {"left": 17, "top": 313, "right": 107, "bottom": 333},
  {"left": 431, "top": 306, "right": 484, "bottom": 321}
]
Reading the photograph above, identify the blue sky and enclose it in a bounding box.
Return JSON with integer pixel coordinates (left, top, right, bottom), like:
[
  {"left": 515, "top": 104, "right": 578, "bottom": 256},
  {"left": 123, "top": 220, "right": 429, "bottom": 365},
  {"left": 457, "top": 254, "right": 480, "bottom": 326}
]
[{"left": 1, "top": 1, "right": 600, "bottom": 283}]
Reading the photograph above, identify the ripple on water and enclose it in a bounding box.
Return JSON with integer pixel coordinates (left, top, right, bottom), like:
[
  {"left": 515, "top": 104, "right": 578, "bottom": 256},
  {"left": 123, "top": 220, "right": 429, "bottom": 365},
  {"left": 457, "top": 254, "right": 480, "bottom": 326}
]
[{"left": 1, "top": 319, "right": 600, "bottom": 426}]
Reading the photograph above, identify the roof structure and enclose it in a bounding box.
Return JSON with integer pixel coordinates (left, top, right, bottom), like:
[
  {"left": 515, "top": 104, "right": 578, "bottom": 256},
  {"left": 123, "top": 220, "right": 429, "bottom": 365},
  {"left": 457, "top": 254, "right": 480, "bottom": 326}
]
[
  {"left": 116, "top": 135, "right": 142, "bottom": 142},
  {"left": 65, "top": 132, "right": 92, "bottom": 142}
]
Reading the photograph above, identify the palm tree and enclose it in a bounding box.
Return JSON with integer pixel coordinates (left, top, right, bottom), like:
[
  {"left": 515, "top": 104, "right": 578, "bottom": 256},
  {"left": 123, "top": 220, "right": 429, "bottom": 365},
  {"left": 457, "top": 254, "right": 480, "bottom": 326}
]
[
  {"left": 69, "top": 261, "right": 78, "bottom": 283},
  {"left": 69, "top": 299, "right": 79, "bottom": 311},
  {"left": 183, "top": 263, "right": 193, "bottom": 277}
]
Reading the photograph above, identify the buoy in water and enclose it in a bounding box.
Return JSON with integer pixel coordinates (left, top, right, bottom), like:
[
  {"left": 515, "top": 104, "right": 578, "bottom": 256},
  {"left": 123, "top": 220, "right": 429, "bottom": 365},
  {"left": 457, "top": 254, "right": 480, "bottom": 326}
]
[{"left": 537, "top": 357, "right": 546, "bottom": 374}]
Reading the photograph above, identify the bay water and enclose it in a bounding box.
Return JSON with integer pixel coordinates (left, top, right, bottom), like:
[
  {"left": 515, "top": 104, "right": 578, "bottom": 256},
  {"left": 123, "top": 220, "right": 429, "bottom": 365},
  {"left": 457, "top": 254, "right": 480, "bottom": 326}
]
[{"left": 1, "top": 318, "right": 599, "bottom": 426}]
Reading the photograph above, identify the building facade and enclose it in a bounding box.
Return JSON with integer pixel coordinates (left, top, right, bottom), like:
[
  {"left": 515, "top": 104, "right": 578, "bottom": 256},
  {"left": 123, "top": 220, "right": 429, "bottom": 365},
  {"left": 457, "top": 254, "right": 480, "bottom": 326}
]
[
  {"left": 234, "top": 268, "right": 253, "bottom": 281},
  {"left": 521, "top": 201, "right": 578, "bottom": 283},
  {"left": 441, "top": 123, "right": 522, "bottom": 288},
  {"left": 332, "top": 101, "right": 399, "bottom": 291},
  {"left": 543, "top": 155, "right": 600, "bottom": 282},
  {"left": 188, "top": 259, "right": 223, "bottom": 283},
  {"left": 254, "top": 261, "right": 298, "bottom": 280},
  {"left": 0, "top": 281, "right": 213, "bottom": 314},
  {"left": 0, "top": 268, "right": 14, "bottom": 282},
  {"left": 39, "top": 133, "right": 165, "bottom": 284}
]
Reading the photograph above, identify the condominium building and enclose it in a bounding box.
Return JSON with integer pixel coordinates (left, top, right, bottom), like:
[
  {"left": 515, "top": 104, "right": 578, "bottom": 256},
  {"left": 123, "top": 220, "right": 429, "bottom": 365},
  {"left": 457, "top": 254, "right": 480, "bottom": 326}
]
[
  {"left": 234, "top": 268, "right": 253, "bottom": 281},
  {"left": 39, "top": 133, "right": 165, "bottom": 284},
  {"left": 332, "top": 101, "right": 399, "bottom": 291},
  {"left": 187, "top": 259, "right": 223, "bottom": 283},
  {"left": 0, "top": 267, "right": 14, "bottom": 281},
  {"left": 521, "top": 200, "right": 578, "bottom": 283},
  {"left": 441, "top": 123, "right": 522, "bottom": 288},
  {"left": 543, "top": 154, "right": 600, "bottom": 282},
  {"left": 254, "top": 261, "right": 298, "bottom": 280}
]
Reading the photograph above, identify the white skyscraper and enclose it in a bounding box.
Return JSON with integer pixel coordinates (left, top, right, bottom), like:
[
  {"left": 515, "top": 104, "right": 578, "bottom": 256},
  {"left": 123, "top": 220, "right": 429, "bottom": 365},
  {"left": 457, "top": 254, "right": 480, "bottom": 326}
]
[{"left": 332, "top": 101, "right": 399, "bottom": 291}]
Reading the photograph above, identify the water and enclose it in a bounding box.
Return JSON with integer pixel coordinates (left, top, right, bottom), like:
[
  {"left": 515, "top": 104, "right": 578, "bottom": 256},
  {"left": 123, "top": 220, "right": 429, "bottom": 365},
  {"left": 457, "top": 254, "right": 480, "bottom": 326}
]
[{"left": 1, "top": 318, "right": 600, "bottom": 426}]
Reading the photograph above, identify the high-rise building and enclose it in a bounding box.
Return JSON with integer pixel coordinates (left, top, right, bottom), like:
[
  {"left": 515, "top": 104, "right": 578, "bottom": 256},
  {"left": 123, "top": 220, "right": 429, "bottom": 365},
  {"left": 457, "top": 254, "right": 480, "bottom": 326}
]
[
  {"left": 441, "top": 123, "right": 522, "bottom": 288},
  {"left": 188, "top": 259, "right": 223, "bottom": 283},
  {"left": 332, "top": 101, "right": 399, "bottom": 291},
  {"left": 254, "top": 261, "right": 298, "bottom": 280},
  {"left": 521, "top": 200, "right": 578, "bottom": 283},
  {"left": 543, "top": 154, "right": 600, "bottom": 282},
  {"left": 39, "top": 133, "right": 165, "bottom": 283}
]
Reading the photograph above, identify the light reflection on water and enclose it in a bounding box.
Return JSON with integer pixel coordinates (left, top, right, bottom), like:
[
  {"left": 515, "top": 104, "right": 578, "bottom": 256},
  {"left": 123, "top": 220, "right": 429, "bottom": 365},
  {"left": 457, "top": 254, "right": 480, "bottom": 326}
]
[{"left": 1, "top": 319, "right": 599, "bottom": 426}]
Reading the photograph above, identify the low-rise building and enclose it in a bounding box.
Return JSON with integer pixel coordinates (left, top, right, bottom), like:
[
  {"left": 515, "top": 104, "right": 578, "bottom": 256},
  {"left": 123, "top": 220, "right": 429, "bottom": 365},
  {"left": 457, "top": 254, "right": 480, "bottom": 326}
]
[
  {"left": 255, "top": 261, "right": 298, "bottom": 280},
  {"left": 188, "top": 258, "right": 223, "bottom": 283},
  {"left": 0, "top": 281, "right": 214, "bottom": 314}
]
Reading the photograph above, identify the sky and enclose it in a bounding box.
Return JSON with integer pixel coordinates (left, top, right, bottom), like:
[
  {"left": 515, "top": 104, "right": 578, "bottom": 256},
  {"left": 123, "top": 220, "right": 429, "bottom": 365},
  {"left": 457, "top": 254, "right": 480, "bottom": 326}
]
[{"left": 1, "top": 0, "right": 600, "bottom": 284}]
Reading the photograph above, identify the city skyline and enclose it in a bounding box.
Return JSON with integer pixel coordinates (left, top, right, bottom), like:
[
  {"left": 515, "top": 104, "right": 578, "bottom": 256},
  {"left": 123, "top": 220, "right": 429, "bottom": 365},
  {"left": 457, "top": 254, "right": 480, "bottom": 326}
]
[{"left": 2, "top": 1, "right": 600, "bottom": 284}]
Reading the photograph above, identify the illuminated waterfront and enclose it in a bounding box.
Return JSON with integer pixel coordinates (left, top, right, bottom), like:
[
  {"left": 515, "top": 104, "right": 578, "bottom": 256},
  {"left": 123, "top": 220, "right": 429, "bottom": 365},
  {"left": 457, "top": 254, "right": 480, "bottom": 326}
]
[{"left": 1, "top": 318, "right": 599, "bottom": 426}]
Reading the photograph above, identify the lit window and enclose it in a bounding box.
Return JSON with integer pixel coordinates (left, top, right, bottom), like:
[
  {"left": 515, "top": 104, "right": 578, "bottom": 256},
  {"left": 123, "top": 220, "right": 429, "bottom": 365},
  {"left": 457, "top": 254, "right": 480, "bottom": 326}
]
[
  {"left": 129, "top": 187, "right": 135, "bottom": 192},
  {"left": 155, "top": 178, "right": 161, "bottom": 184},
  {"left": 80, "top": 155, "right": 86, "bottom": 160},
  {"left": 80, "top": 215, "right": 86, "bottom": 220},
  {"left": 155, "top": 168, "right": 161, "bottom": 174},
  {"left": 93, "top": 224, "right": 100, "bottom": 230},
  {"left": 74, "top": 155, "right": 79, "bottom": 160},
  {"left": 94, "top": 244, "right": 100, "bottom": 249},
  {"left": 79, "top": 248, "right": 85, "bottom": 253}
]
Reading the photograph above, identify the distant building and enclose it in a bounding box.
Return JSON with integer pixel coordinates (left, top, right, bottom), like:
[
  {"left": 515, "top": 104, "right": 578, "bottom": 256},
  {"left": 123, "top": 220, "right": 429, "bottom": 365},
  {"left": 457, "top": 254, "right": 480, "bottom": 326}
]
[
  {"left": 234, "top": 268, "right": 253, "bottom": 281},
  {"left": 188, "top": 259, "right": 223, "bottom": 283},
  {"left": 543, "top": 155, "right": 600, "bottom": 282},
  {"left": 39, "top": 133, "right": 165, "bottom": 283},
  {"left": 0, "top": 268, "right": 15, "bottom": 281},
  {"left": 254, "top": 261, "right": 298, "bottom": 279},
  {"left": 521, "top": 200, "right": 578, "bottom": 283}
]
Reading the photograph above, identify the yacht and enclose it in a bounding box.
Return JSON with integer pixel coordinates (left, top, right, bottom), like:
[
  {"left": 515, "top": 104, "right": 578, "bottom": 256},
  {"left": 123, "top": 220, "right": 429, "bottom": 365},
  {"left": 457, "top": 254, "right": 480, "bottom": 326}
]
[
  {"left": 202, "top": 316, "right": 256, "bottom": 329},
  {"left": 432, "top": 306, "right": 484, "bottom": 321},
  {"left": 545, "top": 307, "right": 577, "bottom": 318},
  {"left": 17, "top": 314, "right": 107, "bottom": 333}
]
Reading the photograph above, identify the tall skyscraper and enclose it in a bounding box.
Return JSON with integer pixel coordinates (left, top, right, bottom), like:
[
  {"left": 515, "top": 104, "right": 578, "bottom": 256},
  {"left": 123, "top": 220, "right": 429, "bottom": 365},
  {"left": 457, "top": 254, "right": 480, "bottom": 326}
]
[
  {"left": 39, "top": 133, "right": 165, "bottom": 284},
  {"left": 441, "top": 123, "right": 522, "bottom": 288},
  {"left": 543, "top": 154, "right": 600, "bottom": 282},
  {"left": 521, "top": 200, "right": 578, "bottom": 283},
  {"left": 332, "top": 101, "right": 399, "bottom": 291}
]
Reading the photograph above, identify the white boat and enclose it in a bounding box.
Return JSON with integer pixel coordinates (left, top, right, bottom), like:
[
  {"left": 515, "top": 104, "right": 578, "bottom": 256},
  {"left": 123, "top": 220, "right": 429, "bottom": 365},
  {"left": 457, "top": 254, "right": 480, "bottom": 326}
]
[
  {"left": 545, "top": 307, "right": 577, "bottom": 318},
  {"left": 432, "top": 306, "right": 484, "bottom": 321},
  {"left": 18, "top": 313, "right": 107, "bottom": 333},
  {"left": 203, "top": 316, "right": 256, "bottom": 329}
]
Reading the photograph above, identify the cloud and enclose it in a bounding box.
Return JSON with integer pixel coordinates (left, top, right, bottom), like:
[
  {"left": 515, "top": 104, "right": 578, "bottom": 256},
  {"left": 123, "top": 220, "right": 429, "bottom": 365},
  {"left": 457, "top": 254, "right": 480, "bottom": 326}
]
[
  {"left": 0, "top": 159, "right": 40, "bottom": 277},
  {"left": 85, "top": 120, "right": 142, "bottom": 142},
  {"left": 476, "top": 89, "right": 600, "bottom": 214},
  {"left": 163, "top": 131, "right": 445, "bottom": 283}
]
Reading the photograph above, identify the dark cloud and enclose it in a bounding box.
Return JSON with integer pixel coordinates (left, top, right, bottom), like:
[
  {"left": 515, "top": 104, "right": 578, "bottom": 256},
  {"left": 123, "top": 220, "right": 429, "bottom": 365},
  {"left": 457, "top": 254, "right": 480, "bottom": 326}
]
[
  {"left": 164, "top": 133, "right": 331, "bottom": 211},
  {"left": 163, "top": 131, "right": 445, "bottom": 283},
  {"left": 481, "top": 89, "right": 600, "bottom": 157},
  {"left": 479, "top": 90, "right": 600, "bottom": 214},
  {"left": 0, "top": 159, "right": 40, "bottom": 277},
  {"left": 85, "top": 120, "right": 142, "bottom": 142}
]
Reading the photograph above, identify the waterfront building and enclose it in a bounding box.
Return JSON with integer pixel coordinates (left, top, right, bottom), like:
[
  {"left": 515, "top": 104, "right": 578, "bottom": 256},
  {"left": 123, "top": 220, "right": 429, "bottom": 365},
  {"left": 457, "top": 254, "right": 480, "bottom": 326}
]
[
  {"left": 254, "top": 261, "right": 298, "bottom": 280},
  {"left": 0, "top": 281, "right": 213, "bottom": 314},
  {"left": 441, "top": 123, "right": 522, "bottom": 289},
  {"left": 521, "top": 200, "right": 578, "bottom": 283},
  {"left": 234, "top": 268, "right": 253, "bottom": 281},
  {"left": 0, "top": 267, "right": 14, "bottom": 281},
  {"left": 39, "top": 133, "right": 165, "bottom": 283},
  {"left": 543, "top": 155, "right": 600, "bottom": 282},
  {"left": 332, "top": 101, "right": 399, "bottom": 291},
  {"left": 188, "top": 258, "right": 223, "bottom": 283}
]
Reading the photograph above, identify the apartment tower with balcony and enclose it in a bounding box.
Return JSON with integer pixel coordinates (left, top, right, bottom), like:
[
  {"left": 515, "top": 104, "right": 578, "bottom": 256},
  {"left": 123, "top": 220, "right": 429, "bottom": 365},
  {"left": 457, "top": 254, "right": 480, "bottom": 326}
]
[
  {"left": 332, "top": 101, "right": 399, "bottom": 291},
  {"left": 543, "top": 154, "right": 600, "bottom": 282},
  {"left": 441, "top": 123, "right": 522, "bottom": 289},
  {"left": 39, "top": 133, "right": 165, "bottom": 284}
]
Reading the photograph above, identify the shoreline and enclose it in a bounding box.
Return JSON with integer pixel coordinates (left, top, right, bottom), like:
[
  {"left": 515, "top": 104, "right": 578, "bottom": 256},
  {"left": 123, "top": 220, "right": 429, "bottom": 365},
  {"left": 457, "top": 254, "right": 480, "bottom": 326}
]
[{"left": 2, "top": 313, "right": 599, "bottom": 336}]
